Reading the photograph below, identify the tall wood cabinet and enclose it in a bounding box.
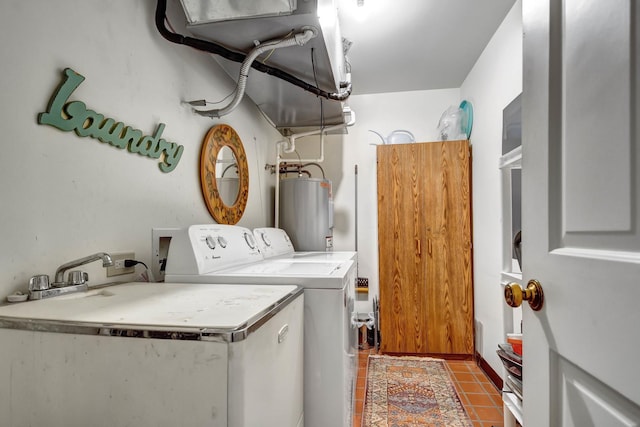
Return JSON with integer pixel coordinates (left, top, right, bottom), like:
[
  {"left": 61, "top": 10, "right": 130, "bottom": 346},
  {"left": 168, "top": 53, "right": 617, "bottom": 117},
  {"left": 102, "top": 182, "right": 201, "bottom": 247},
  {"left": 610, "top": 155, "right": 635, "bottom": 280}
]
[{"left": 377, "top": 140, "right": 474, "bottom": 356}]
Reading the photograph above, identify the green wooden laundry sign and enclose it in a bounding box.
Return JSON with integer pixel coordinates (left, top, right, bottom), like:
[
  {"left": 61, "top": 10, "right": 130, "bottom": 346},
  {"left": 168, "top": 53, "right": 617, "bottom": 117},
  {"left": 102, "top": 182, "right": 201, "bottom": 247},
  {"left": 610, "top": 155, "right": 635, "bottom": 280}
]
[{"left": 38, "top": 68, "right": 183, "bottom": 172}]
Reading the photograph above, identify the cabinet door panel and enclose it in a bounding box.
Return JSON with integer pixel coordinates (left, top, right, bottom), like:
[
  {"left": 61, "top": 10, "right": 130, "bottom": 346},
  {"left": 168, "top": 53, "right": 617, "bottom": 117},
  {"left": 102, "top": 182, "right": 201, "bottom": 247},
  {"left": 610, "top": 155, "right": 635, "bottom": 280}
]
[
  {"left": 426, "top": 234, "right": 474, "bottom": 354},
  {"left": 377, "top": 141, "right": 473, "bottom": 355},
  {"left": 377, "top": 143, "right": 428, "bottom": 353},
  {"left": 425, "top": 142, "right": 473, "bottom": 354}
]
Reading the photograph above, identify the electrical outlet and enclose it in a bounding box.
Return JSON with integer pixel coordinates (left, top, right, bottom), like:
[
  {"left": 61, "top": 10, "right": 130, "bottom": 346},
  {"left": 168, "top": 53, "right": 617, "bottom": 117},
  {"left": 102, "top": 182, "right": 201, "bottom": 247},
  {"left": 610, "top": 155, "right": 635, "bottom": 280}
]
[
  {"left": 106, "top": 252, "right": 136, "bottom": 277},
  {"left": 152, "top": 228, "right": 180, "bottom": 282}
]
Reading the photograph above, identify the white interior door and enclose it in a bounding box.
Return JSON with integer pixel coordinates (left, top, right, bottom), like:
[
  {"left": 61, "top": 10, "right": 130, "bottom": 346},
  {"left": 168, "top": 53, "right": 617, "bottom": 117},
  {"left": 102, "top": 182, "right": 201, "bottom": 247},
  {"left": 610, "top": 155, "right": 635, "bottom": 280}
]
[{"left": 522, "top": 0, "right": 640, "bottom": 426}]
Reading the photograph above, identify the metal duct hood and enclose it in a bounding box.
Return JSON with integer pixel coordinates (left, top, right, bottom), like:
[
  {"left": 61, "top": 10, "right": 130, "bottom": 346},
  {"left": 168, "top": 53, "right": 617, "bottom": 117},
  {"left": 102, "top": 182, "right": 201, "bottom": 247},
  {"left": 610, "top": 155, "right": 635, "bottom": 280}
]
[{"left": 178, "top": 0, "right": 350, "bottom": 132}]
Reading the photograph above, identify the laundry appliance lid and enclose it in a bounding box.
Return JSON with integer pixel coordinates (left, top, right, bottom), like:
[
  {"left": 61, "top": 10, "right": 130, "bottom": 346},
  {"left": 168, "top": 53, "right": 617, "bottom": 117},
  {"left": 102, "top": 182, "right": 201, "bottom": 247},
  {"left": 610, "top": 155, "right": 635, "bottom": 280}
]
[
  {"left": 166, "top": 259, "right": 355, "bottom": 289},
  {"left": 273, "top": 251, "right": 357, "bottom": 262},
  {"left": 0, "top": 282, "right": 301, "bottom": 334},
  {"left": 221, "top": 260, "right": 343, "bottom": 275}
]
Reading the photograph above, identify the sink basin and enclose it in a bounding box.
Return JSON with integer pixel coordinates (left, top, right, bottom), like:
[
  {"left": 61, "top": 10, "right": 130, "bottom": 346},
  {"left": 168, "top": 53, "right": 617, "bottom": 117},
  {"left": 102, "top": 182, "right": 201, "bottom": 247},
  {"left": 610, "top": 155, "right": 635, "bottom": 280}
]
[
  {"left": 54, "top": 288, "right": 116, "bottom": 300},
  {"left": 27, "top": 281, "right": 126, "bottom": 301}
]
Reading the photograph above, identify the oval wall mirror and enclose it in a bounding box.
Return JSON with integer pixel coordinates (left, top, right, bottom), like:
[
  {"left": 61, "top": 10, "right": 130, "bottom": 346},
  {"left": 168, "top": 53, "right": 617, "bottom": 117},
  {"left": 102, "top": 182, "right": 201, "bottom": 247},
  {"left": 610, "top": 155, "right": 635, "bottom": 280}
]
[
  {"left": 216, "top": 146, "right": 240, "bottom": 206},
  {"left": 199, "top": 124, "right": 249, "bottom": 224}
]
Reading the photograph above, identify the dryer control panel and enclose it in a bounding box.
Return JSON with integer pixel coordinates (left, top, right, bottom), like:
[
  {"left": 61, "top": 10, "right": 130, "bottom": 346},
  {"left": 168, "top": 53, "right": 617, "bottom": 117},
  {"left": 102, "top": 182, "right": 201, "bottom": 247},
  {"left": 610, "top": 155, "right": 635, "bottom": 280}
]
[{"left": 253, "top": 227, "right": 295, "bottom": 259}]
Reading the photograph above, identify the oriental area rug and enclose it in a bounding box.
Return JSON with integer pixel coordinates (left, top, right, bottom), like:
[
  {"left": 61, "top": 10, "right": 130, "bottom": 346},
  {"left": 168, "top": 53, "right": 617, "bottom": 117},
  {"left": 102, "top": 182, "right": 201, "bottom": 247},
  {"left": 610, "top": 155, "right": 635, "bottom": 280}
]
[{"left": 363, "top": 355, "right": 473, "bottom": 427}]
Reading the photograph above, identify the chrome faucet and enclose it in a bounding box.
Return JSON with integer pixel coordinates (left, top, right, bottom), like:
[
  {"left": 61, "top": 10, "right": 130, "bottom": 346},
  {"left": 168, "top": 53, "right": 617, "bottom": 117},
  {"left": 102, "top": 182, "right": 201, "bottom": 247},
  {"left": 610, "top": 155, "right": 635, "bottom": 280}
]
[
  {"left": 53, "top": 252, "right": 114, "bottom": 287},
  {"left": 27, "top": 252, "right": 114, "bottom": 300}
]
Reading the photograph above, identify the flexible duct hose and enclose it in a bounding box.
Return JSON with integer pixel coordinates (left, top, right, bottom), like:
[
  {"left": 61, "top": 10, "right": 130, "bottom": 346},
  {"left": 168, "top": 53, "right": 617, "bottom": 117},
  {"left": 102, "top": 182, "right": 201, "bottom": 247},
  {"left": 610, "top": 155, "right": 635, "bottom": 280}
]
[
  {"left": 197, "top": 28, "right": 317, "bottom": 118},
  {"left": 154, "top": 0, "right": 351, "bottom": 102}
]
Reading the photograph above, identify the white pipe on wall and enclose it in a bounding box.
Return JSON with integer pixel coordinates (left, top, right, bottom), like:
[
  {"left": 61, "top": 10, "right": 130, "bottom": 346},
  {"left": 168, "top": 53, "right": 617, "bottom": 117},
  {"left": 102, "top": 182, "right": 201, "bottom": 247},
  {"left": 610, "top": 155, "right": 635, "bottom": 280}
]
[
  {"left": 274, "top": 109, "right": 356, "bottom": 227},
  {"left": 274, "top": 140, "right": 287, "bottom": 228}
]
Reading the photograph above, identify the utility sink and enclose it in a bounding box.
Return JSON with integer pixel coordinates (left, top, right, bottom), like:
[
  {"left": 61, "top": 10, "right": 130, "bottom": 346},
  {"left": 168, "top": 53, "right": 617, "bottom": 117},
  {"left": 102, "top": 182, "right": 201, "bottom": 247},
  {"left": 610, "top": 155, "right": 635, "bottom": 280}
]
[{"left": 0, "top": 281, "right": 301, "bottom": 332}]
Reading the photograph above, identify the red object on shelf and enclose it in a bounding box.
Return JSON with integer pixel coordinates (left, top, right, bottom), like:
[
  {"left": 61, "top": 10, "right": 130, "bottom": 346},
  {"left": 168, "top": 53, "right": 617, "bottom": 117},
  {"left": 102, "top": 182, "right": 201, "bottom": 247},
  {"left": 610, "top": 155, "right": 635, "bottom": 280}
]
[{"left": 507, "top": 334, "right": 523, "bottom": 356}]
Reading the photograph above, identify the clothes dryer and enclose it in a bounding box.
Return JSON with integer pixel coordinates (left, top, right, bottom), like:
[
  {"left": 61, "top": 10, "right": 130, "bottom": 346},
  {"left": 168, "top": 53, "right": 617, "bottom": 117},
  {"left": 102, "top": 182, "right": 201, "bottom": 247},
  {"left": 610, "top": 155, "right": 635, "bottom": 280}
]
[
  {"left": 165, "top": 224, "right": 357, "bottom": 427},
  {"left": 253, "top": 227, "right": 357, "bottom": 263}
]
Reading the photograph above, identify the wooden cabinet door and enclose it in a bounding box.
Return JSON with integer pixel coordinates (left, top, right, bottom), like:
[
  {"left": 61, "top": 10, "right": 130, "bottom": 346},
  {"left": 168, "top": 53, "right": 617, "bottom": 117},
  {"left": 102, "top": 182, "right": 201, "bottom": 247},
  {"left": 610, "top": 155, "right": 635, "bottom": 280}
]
[
  {"left": 377, "top": 141, "right": 473, "bottom": 355},
  {"left": 423, "top": 141, "right": 473, "bottom": 355},
  {"left": 377, "top": 143, "right": 429, "bottom": 354}
]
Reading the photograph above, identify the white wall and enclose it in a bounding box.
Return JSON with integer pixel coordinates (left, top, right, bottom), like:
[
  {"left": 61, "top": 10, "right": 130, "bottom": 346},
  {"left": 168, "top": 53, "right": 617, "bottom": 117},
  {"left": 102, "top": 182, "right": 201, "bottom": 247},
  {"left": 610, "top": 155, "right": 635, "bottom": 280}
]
[
  {"left": 460, "top": 0, "right": 523, "bottom": 375},
  {"left": 0, "top": 0, "right": 280, "bottom": 299},
  {"left": 284, "top": 89, "right": 461, "bottom": 313}
]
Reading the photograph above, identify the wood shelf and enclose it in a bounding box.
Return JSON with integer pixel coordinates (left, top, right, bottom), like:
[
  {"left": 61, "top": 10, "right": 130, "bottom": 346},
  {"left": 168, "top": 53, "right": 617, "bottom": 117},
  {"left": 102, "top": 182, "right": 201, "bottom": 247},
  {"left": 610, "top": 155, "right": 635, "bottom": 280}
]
[{"left": 503, "top": 390, "right": 523, "bottom": 426}]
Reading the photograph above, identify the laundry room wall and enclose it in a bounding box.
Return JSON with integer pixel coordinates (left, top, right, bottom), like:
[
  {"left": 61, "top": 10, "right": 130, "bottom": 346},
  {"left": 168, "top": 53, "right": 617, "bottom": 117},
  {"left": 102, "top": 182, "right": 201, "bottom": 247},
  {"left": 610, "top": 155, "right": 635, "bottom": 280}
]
[
  {"left": 0, "top": 0, "right": 281, "bottom": 299},
  {"left": 460, "top": 0, "right": 523, "bottom": 376},
  {"left": 289, "top": 0, "right": 523, "bottom": 379},
  {"left": 284, "top": 88, "right": 461, "bottom": 314}
]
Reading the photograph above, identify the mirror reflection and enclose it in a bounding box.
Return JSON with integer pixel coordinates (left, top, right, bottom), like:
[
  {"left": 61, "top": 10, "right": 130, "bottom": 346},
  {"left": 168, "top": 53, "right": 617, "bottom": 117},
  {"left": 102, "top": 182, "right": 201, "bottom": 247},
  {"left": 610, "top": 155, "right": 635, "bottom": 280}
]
[
  {"left": 216, "top": 146, "right": 239, "bottom": 206},
  {"left": 200, "top": 124, "right": 249, "bottom": 225}
]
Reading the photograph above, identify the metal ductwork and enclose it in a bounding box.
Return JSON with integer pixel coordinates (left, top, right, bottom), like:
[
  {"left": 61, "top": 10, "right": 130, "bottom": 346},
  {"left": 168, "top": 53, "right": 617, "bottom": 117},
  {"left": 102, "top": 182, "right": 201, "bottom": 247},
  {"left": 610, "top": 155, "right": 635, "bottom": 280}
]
[{"left": 176, "top": 0, "right": 351, "bottom": 132}]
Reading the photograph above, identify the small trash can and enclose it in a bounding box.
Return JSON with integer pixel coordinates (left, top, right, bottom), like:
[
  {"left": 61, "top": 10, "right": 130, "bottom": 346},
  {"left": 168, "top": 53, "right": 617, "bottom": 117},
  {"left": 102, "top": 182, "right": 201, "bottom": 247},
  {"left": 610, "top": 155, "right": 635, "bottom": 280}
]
[{"left": 355, "top": 313, "right": 375, "bottom": 350}]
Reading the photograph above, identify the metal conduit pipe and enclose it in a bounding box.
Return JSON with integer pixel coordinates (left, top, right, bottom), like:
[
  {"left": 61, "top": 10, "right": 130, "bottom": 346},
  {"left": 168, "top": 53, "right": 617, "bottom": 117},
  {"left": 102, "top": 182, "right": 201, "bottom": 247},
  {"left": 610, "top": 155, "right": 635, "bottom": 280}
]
[
  {"left": 280, "top": 162, "right": 326, "bottom": 179},
  {"left": 279, "top": 168, "right": 313, "bottom": 178},
  {"left": 195, "top": 28, "right": 318, "bottom": 118}
]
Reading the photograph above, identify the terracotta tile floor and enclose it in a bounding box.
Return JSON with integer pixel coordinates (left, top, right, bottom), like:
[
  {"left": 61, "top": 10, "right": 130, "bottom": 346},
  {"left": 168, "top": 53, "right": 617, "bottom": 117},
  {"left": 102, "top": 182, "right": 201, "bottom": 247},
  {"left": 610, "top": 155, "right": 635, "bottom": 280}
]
[{"left": 354, "top": 348, "right": 504, "bottom": 427}]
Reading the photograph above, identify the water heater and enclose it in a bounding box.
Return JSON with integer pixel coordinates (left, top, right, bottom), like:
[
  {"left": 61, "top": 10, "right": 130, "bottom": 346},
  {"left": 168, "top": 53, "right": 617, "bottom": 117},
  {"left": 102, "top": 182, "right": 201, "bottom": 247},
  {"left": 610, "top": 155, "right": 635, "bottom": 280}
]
[{"left": 279, "top": 177, "right": 333, "bottom": 251}]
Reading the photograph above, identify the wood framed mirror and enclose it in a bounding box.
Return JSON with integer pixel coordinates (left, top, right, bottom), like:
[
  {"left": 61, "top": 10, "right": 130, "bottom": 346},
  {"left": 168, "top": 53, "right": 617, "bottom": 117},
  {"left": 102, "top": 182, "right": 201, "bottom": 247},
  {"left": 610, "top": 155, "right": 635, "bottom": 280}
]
[{"left": 199, "top": 124, "right": 249, "bottom": 224}]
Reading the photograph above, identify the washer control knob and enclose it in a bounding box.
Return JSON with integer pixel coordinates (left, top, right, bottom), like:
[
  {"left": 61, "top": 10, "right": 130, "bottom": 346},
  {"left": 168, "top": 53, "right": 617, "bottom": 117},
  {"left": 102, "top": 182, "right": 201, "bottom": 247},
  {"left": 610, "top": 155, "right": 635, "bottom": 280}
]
[
  {"left": 205, "top": 235, "right": 216, "bottom": 250},
  {"left": 260, "top": 232, "right": 271, "bottom": 247},
  {"left": 244, "top": 232, "right": 256, "bottom": 249},
  {"left": 218, "top": 236, "right": 228, "bottom": 248}
]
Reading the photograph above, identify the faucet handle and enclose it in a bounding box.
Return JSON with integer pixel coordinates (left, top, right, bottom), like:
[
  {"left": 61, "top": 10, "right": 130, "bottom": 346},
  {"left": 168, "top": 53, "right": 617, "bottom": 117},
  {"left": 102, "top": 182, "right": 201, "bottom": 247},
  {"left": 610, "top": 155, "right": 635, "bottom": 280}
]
[
  {"left": 28, "top": 275, "right": 50, "bottom": 291},
  {"left": 67, "top": 270, "right": 89, "bottom": 285}
]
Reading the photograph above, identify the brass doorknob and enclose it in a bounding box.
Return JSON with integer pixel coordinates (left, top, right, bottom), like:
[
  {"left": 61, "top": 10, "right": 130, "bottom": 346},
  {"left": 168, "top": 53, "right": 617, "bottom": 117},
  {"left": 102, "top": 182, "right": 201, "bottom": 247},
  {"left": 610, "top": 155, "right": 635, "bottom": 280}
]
[{"left": 505, "top": 279, "right": 544, "bottom": 311}]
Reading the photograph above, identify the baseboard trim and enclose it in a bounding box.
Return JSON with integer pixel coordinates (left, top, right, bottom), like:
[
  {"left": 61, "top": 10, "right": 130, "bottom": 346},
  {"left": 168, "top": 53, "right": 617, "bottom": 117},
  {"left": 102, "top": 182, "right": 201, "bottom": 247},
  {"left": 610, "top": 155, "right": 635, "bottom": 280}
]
[
  {"left": 383, "top": 352, "right": 473, "bottom": 361},
  {"left": 475, "top": 352, "right": 503, "bottom": 390}
]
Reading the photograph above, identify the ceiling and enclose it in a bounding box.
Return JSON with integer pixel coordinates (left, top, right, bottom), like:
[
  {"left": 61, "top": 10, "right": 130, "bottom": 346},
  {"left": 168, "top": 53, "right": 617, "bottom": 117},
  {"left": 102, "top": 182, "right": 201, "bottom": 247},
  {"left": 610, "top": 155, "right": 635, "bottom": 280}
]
[
  {"left": 168, "top": 0, "right": 517, "bottom": 129},
  {"left": 337, "top": 0, "right": 517, "bottom": 95}
]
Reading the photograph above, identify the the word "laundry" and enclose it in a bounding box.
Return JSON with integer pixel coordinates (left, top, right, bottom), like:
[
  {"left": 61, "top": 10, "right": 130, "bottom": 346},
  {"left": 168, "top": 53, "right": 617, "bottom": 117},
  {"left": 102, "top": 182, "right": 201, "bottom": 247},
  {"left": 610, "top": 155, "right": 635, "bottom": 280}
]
[{"left": 38, "top": 68, "right": 183, "bottom": 173}]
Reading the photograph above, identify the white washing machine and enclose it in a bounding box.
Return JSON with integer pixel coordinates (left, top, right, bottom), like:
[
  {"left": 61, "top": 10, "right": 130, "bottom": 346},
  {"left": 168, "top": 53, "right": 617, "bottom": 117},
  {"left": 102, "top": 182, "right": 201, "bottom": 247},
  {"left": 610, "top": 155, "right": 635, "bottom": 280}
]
[
  {"left": 0, "top": 282, "right": 304, "bottom": 427},
  {"left": 165, "top": 224, "right": 357, "bottom": 427},
  {"left": 253, "top": 227, "right": 357, "bottom": 263}
]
